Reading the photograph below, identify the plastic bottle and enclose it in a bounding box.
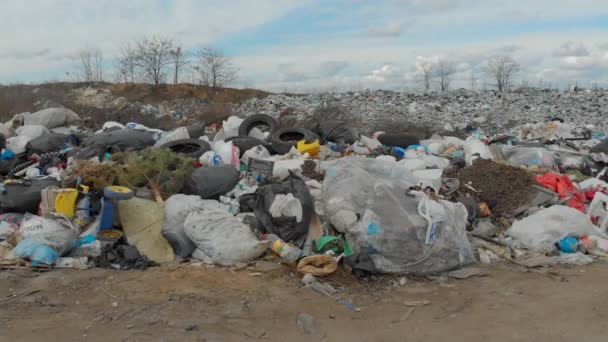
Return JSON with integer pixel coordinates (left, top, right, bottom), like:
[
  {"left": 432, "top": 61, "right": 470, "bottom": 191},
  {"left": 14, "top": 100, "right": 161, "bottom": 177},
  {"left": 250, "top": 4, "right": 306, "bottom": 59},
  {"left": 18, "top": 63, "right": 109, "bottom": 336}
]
[{"left": 262, "top": 233, "right": 303, "bottom": 262}]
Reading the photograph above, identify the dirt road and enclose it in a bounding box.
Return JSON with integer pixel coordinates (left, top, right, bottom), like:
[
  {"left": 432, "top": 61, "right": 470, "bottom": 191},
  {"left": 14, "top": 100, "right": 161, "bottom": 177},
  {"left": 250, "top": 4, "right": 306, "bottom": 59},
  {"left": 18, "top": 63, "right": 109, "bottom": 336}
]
[{"left": 1, "top": 261, "right": 608, "bottom": 342}]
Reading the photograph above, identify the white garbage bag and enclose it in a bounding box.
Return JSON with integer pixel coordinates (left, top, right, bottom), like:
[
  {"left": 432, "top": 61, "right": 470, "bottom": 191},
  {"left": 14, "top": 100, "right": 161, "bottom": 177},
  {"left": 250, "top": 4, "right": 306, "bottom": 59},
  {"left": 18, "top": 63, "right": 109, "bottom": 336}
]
[
  {"left": 213, "top": 140, "right": 240, "bottom": 167},
  {"left": 6, "top": 136, "right": 32, "bottom": 154},
  {"left": 18, "top": 215, "right": 78, "bottom": 255},
  {"left": 222, "top": 116, "right": 244, "bottom": 138},
  {"left": 25, "top": 108, "right": 80, "bottom": 129},
  {"left": 16, "top": 125, "right": 49, "bottom": 138},
  {"left": 184, "top": 201, "right": 267, "bottom": 265},
  {"left": 162, "top": 194, "right": 207, "bottom": 257},
  {"left": 507, "top": 205, "right": 606, "bottom": 252}
]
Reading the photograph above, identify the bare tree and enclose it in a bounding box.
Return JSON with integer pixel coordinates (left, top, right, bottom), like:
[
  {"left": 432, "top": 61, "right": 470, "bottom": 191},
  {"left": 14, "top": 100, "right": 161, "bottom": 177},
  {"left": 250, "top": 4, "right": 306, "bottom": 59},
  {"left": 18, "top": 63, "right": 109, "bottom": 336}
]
[
  {"left": 169, "top": 46, "right": 188, "bottom": 85},
  {"left": 434, "top": 59, "right": 455, "bottom": 92},
  {"left": 470, "top": 69, "right": 477, "bottom": 90},
  {"left": 76, "top": 48, "right": 104, "bottom": 82},
  {"left": 418, "top": 59, "right": 434, "bottom": 91},
  {"left": 117, "top": 43, "right": 138, "bottom": 84},
  {"left": 484, "top": 55, "right": 520, "bottom": 92},
  {"left": 193, "top": 48, "right": 238, "bottom": 89},
  {"left": 134, "top": 36, "right": 174, "bottom": 86},
  {"left": 94, "top": 49, "right": 103, "bottom": 82}
]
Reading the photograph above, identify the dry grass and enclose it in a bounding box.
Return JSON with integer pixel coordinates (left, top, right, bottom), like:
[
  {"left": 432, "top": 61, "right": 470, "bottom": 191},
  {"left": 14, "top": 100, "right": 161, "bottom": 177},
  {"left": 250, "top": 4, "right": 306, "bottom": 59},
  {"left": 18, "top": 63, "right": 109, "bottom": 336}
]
[{"left": 110, "top": 83, "right": 270, "bottom": 104}]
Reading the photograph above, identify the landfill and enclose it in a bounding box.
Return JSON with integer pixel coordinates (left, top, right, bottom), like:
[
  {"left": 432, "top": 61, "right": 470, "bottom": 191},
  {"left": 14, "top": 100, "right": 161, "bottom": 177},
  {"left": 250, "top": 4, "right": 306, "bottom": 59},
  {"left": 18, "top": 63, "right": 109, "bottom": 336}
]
[{"left": 2, "top": 97, "right": 608, "bottom": 310}]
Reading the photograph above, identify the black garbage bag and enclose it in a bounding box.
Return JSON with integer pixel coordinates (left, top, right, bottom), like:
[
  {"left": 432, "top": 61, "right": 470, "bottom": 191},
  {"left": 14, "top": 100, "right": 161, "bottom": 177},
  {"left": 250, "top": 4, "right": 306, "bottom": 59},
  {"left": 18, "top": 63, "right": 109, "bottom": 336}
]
[
  {"left": 0, "top": 178, "right": 60, "bottom": 214},
  {"left": 0, "top": 157, "right": 25, "bottom": 176},
  {"left": 314, "top": 121, "right": 360, "bottom": 144},
  {"left": 377, "top": 133, "right": 420, "bottom": 148},
  {"left": 26, "top": 133, "right": 72, "bottom": 155},
  {"left": 239, "top": 175, "right": 313, "bottom": 243},
  {"left": 183, "top": 165, "right": 240, "bottom": 200},
  {"left": 76, "top": 129, "right": 157, "bottom": 159},
  {"left": 590, "top": 140, "right": 608, "bottom": 154},
  {"left": 93, "top": 243, "right": 156, "bottom": 270}
]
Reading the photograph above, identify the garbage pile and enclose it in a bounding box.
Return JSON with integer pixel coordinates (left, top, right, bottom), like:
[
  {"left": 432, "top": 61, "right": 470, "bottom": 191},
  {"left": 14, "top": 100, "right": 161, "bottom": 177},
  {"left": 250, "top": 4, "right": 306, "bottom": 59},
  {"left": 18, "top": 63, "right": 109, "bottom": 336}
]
[
  {"left": 237, "top": 89, "right": 608, "bottom": 132},
  {"left": 2, "top": 105, "right": 608, "bottom": 285}
]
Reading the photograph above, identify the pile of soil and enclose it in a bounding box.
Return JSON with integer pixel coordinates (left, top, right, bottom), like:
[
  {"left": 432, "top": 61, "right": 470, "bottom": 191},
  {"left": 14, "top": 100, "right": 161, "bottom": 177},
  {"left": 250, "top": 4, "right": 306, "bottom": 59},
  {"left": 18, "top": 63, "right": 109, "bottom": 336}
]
[{"left": 453, "top": 159, "right": 536, "bottom": 216}]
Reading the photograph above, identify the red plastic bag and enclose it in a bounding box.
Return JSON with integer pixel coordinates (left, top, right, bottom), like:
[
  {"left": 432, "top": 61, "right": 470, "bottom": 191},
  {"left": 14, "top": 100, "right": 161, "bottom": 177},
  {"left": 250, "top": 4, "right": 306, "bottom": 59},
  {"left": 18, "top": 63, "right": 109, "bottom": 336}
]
[{"left": 536, "top": 173, "right": 586, "bottom": 212}]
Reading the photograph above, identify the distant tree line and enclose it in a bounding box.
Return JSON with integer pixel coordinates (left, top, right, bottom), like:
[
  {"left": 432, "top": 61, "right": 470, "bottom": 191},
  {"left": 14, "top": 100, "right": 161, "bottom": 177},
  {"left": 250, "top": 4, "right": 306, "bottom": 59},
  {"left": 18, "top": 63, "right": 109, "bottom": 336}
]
[
  {"left": 74, "top": 36, "right": 238, "bottom": 89},
  {"left": 417, "top": 54, "right": 521, "bottom": 92}
]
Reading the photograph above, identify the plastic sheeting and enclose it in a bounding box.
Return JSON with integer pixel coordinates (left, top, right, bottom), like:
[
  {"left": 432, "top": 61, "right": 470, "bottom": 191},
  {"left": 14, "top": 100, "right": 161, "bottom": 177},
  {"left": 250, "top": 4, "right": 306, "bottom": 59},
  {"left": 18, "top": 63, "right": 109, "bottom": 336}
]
[
  {"left": 321, "top": 157, "right": 474, "bottom": 274},
  {"left": 508, "top": 205, "right": 606, "bottom": 253}
]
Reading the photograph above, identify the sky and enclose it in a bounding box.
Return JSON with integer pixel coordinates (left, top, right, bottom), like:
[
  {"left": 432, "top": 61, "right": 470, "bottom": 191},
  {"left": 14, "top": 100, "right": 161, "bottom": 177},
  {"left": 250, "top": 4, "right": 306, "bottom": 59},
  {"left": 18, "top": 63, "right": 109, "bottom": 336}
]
[{"left": 1, "top": 0, "right": 608, "bottom": 91}]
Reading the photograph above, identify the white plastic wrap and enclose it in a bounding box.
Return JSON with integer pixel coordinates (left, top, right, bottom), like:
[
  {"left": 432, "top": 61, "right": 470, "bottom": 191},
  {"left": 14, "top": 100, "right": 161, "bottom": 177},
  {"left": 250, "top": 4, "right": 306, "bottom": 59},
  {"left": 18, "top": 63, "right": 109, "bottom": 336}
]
[
  {"left": 507, "top": 205, "right": 606, "bottom": 252},
  {"left": 6, "top": 136, "right": 32, "bottom": 154},
  {"left": 321, "top": 157, "right": 474, "bottom": 274},
  {"left": 503, "top": 146, "right": 556, "bottom": 169}
]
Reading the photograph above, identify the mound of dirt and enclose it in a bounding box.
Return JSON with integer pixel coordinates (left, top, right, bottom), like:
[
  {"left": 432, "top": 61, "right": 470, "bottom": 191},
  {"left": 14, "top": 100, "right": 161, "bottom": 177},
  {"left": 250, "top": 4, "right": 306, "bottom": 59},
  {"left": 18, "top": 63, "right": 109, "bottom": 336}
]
[{"left": 454, "top": 159, "right": 536, "bottom": 216}]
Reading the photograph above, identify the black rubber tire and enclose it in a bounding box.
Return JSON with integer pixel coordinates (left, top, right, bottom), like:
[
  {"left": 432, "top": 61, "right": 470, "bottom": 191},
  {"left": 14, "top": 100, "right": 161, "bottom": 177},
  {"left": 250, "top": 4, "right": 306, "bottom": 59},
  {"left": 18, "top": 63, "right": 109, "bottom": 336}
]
[
  {"left": 238, "top": 114, "right": 278, "bottom": 140},
  {"left": 377, "top": 133, "right": 420, "bottom": 148},
  {"left": 160, "top": 138, "right": 211, "bottom": 159},
  {"left": 224, "top": 136, "right": 273, "bottom": 157},
  {"left": 270, "top": 128, "right": 320, "bottom": 155}
]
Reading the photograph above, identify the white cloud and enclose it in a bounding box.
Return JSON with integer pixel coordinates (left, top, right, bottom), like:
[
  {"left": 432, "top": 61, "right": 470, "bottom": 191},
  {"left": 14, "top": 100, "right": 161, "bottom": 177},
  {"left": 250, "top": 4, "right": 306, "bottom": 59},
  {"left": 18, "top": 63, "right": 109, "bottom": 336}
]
[
  {"left": 553, "top": 41, "right": 590, "bottom": 57},
  {"left": 366, "top": 22, "right": 407, "bottom": 38}
]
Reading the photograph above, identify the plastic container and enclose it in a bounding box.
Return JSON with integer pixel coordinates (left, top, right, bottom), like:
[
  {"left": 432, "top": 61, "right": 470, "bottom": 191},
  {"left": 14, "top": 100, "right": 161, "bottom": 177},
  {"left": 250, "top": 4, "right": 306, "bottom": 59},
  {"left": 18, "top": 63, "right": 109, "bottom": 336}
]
[
  {"left": 262, "top": 233, "right": 304, "bottom": 263},
  {"left": 296, "top": 139, "right": 320, "bottom": 157}
]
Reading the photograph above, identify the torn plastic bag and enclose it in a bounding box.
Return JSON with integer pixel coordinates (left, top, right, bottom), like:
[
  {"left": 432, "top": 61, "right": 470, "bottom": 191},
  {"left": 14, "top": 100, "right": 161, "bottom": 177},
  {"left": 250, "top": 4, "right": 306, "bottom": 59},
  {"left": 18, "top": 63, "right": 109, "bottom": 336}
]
[
  {"left": 162, "top": 194, "right": 206, "bottom": 257},
  {"left": 76, "top": 129, "right": 157, "bottom": 159},
  {"left": 19, "top": 215, "right": 79, "bottom": 255},
  {"left": 503, "top": 146, "right": 556, "bottom": 169},
  {"left": 314, "top": 121, "right": 360, "bottom": 145},
  {"left": 321, "top": 157, "right": 474, "bottom": 274},
  {"left": 183, "top": 165, "right": 240, "bottom": 200},
  {"left": 26, "top": 133, "right": 70, "bottom": 155},
  {"left": 16, "top": 125, "right": 50, "bottom": 138},
  {"left": 0, "top": 178, "right": 60, "bottom": 214},
  {"left": 507, "top": 205, "right": 606, "bottom": 253},
  {"left": 184, "top": 201, "right": 267, "bottom": 265},
  {"left": 239, "top": 175, "right": 314, "bottom": 243},
  {"left": 25, "top": 108, "right": 80, "bottom": 129}
]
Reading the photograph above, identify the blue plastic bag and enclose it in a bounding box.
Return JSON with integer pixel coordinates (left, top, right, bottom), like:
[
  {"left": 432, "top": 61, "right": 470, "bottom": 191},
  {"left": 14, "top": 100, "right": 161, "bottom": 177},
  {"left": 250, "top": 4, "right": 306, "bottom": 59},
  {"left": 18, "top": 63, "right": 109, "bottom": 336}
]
[{"left": 12, "top": 238, "right": 59, "bottom": 265}]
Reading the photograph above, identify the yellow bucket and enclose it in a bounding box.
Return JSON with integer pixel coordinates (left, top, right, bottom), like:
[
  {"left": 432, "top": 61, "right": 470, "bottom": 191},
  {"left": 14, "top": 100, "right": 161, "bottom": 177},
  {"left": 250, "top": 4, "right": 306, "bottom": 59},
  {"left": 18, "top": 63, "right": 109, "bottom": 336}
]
[{"left": 296, "top": 139, "right": 320, "bottom": 157}]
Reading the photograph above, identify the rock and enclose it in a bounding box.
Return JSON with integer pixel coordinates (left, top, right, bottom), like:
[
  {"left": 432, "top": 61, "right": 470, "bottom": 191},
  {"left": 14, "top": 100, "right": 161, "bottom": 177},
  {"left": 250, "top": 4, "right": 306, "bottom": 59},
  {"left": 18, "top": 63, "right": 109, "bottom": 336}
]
[
  {"left": 296, "top": 313, "right": 316, "bottom": 336},
  {"left": 447, "top": 267, "right": 484, "bottom": 279}
]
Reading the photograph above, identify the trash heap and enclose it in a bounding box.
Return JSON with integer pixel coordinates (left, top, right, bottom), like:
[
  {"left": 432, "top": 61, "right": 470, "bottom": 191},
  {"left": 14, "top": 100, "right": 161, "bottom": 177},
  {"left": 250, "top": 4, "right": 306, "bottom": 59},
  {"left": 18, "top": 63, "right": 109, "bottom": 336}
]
[{"left": 1, "top": 106, "right": 608, "bottom": 286}]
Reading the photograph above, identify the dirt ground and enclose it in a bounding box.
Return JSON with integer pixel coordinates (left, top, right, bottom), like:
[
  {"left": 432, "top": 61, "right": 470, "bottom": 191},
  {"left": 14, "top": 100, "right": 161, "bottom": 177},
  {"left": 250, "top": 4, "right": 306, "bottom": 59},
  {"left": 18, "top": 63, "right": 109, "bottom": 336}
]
[{"left": 2, "top": 261, "right": 608, "bottom": 342}]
